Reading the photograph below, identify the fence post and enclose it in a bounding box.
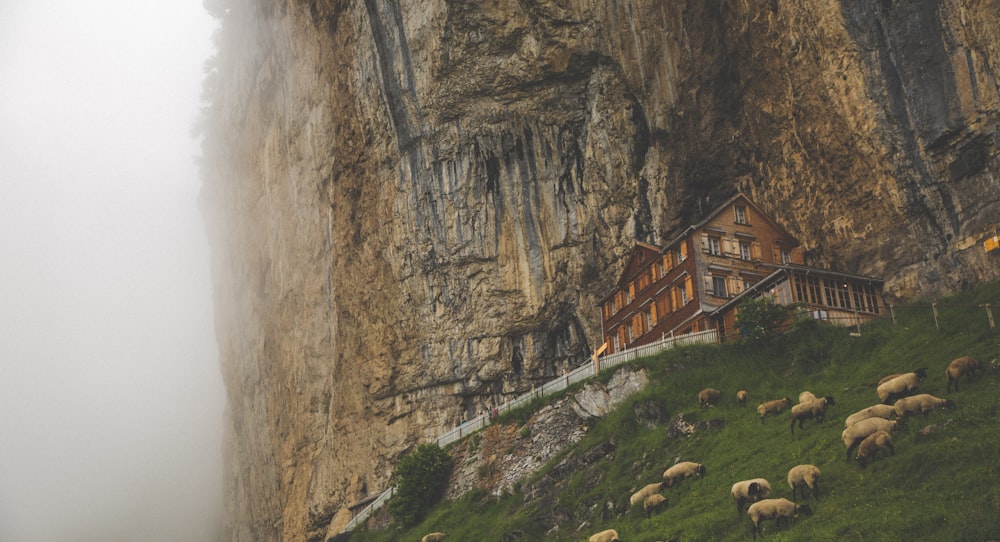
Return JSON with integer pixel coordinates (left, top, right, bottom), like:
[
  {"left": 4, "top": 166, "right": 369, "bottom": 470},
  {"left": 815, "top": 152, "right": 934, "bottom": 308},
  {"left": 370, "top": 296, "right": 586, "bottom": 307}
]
[
  {"left": 985, "top": 304, "right": 996, "bottom": 331},
  {"left": 932, "top": 303, "right": 940, "bottom": 331},
  {"left": 889, "top": 304, "right": 896, "bottom": 325}
]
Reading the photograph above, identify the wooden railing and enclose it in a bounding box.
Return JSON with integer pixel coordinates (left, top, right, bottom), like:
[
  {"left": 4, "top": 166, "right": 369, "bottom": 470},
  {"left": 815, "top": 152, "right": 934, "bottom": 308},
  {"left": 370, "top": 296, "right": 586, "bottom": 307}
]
[{"left": 340, "top": 328, "right": 719, "bottom": 533}]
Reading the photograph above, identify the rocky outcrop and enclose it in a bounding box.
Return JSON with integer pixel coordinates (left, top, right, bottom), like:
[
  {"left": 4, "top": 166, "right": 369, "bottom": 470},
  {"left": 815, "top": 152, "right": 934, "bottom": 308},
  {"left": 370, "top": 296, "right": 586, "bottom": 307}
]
[{"left": 199, "top": 1, "right": 1000, "bottom": 540}]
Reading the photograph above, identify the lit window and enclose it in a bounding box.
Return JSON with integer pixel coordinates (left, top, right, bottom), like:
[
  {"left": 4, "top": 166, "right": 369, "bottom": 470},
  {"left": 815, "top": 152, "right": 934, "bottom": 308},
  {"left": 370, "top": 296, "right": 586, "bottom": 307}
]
[{"left": 781, "top": 249, "right": 791, "bottom": 264}]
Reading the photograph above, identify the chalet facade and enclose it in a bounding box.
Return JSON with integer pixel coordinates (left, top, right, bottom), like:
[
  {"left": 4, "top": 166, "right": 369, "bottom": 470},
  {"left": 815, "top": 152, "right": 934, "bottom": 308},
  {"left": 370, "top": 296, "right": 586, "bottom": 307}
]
[{"left": 598, "top": 194, "right": 884, "bottom": 352}]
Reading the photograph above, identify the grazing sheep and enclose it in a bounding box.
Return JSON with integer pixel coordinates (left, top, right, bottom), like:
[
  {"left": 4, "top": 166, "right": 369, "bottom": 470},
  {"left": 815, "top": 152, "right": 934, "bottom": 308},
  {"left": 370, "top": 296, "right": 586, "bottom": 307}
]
[
  {"left": 588, "top": 529, "right": 620, "bottom": 542},
  {"left": 856, "top": 430, "right": 894, "bottom": 467},
  {"left": 798, "top": 391, "right": 817, "bottom": 404},
  {"left": 842, "top": 417, "right": 896, "bottom": 461},
  {"left": 629, "top": 482, "right": 663, "bottom": 507},
  {"left": 731, "top": 478, "right": 772, "bottom": 514},
  {"left": 790, "top": 396, "right": 836, "bottom": 433},
  {"left": 757, "top": 397, "right": 791, "bottom": 423},
  {"left": 747, "top": 498, "right": 812, "bottom": 539},
  {"left": 662, "top": 461, "right": 706, "bottom": 487},
  {"left": 643, "top": 493, "right": 668, "bottom": 517},
  {"left": 844, "top": 404, "right": 896, "bottom": 427},
  {"left": 876, "top": 368, "right": 928, "bottom": 404},
  {"left": 893, "top": 393, "right": 956, "bottom": 421},
  {"left": 421, "top": 533, "right": 447, "bottom": 542},
  {"left": 946, "top": 356, "right": 982, "bottom": 393},
  {"left": 878, "top": 373, "right": 903, "bottom": 385},
  {"left": 699, "top": 388, "right": 721, "bottom": 408},
  {"left": 786, "top": 464, "right": 821, "bottom": 500},
  {"left": 737, "top": 389, "right": 749, "bottom": 406}
]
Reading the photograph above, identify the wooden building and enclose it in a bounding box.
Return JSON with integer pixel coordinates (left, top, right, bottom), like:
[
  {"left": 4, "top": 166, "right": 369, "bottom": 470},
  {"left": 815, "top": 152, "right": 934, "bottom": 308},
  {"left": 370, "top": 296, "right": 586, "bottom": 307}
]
[{"left": 597, "top": 194, "right": 884, "bottom": 352}]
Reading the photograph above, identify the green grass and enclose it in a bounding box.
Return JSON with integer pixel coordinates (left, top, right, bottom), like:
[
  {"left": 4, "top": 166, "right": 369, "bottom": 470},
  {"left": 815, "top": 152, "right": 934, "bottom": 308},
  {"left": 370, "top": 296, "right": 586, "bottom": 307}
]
[{"left": 349, "top": 281, "right": 1000, "bottom": 542}]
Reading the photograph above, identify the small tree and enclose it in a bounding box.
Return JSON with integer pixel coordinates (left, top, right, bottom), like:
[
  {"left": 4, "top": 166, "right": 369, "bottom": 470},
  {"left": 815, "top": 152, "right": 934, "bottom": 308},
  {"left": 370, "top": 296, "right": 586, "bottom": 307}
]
[
  {"left": 735, "top": 296, "right": 793, "bottom": 340},
  {"left": 388, "top": 443, "right": 452, "bottom": 526}
]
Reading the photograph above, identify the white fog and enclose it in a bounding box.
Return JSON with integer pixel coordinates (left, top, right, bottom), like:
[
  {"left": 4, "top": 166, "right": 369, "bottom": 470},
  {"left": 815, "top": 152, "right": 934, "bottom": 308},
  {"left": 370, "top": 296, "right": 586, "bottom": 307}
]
[{"left": 0, "top": 2, "right": 224, "bottom": 541}]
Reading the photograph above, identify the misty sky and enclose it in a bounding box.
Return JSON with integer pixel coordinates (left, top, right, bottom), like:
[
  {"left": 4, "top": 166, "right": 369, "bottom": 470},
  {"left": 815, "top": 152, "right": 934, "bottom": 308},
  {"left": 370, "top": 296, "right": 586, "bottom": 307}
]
[{"left": 0, "top": 3, "right": 224, "bottom": 541}]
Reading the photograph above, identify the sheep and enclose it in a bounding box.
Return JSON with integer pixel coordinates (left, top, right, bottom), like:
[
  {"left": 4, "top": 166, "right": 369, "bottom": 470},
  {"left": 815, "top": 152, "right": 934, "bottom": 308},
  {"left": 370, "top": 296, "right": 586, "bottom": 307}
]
[
  {"left": 842, "top": 417, "right": 896, "bottom": 461},
  {"left": 757, "top": 397, "right": 791, "bottom": 423},
  {"left": 856, "top": 429, "right": 894, "bottom": 467},
  {"left": 878, "top": 373, "right": 903, "bottom": 385},
  {"left": 844, "top": 404, "right": 896, "bottom": 427},
  {"left": 790, "top": 396, "right": 836, "bottom": 433},
  {"left": 662, "top": 461, "right": 706, "bottom": 488},
  {"left": 893, "top": 393, "right": 956, "bottom": 421},
  {"left": 588, "top": 529, "right": 620, "bottom": 542},
  {"left": 629, "top": 482, "right": 663, "bottom": 507},
  {"left": 786, "top": 464, "right": 821, "bottom": 500},
  {"left": 747, "top": 498, "right": 812, "bottom": 539},
  {"left": 876, "top": 368, "right": 928, "bottom": 404},
  {"left": 699, "top": 388, "right": 721, "bottom": 408},
  {"left": 643, "top": 493, "right": 668, "bottom": 517},
  {"left": 421, "top": 533, "right": 447, "bottom": 542},
  {"left": 946, "top": 356, "right": 982, "bottom": 393},
  {"left": 731, "top": 478, "right": 772, "bottom": 514},
  {"left": 798, "top": 391, "right": 817, "bottom": 404},
  {"left": 736, "top": 389, "right": 749, "bottom": 406}
]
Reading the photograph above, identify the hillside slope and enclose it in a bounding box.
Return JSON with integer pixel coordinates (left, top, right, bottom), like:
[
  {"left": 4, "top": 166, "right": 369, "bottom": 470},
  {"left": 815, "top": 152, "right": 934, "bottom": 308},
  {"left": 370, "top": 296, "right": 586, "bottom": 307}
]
[{"left": 352, "top": 282, "right": 1000, "bottom": 541}]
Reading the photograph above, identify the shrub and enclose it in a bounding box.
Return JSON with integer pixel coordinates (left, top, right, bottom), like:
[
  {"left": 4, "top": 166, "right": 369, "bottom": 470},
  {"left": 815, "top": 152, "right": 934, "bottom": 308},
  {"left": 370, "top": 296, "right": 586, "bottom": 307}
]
[
  {"left": 388, "top": 444, "right": 453, "bottom": 526},
  {"left": 735, "top": 296, "right": 796, "bottom": 340}
]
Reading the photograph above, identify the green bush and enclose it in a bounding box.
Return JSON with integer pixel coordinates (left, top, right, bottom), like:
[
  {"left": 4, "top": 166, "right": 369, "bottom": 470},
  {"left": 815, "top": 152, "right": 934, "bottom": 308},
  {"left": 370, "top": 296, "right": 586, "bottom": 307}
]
[
  {"left": 388, "top": 444, "right": 453, "bottom": 527},
  {"left": 734, "top": 296, "right": 796, "bottom": 340}
]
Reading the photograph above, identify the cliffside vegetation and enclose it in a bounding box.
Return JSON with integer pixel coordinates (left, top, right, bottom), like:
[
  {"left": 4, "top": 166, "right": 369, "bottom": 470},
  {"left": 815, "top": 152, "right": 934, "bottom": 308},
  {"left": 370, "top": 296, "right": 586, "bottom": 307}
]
[{"left": 349, "top": 281, "right": 1000, "bottom": 541}]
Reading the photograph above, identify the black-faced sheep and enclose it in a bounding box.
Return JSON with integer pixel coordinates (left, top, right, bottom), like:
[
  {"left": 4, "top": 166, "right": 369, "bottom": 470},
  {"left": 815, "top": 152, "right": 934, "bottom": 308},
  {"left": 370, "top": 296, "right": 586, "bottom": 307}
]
[
  {"left": 856, "top": 429, "right": 894, "bottom": 467},
  {"left": 844, "top": 404, "right": 896, "bottom": 427},
  {"left": 790, "top": 396, "right": 835, "bottom": 434},
  {"left": 737, "top": 389, "right": 749, "bottom": 406},
  {"left": 946, "top": 356, "right": 982, "bottom": 393},
  {"left": 747, "top": 498, "right": 812, "bottom": 539},
  {"left": 662, "top": 461, "right": 706, "bottom": 487},
  {"left": 876, "top": 368, "right": 928, "bottom": 404},
  {"left": 893, "top": 393, "right": 956, "bottom": 421},
  {"left": 699, "top": 388, "right": 721, "bottom": 408},
  {"left": 842, "top": 417, "right": 896, "bottom": 461},
  {"left": 786, "top": 464, "right": 821, "bottom": 500},
  {"left": 643, "top": 493, "right": 668, "bottom": 517},
  {"left": 588, "top": 529, "right": 620, "bottom": 542},
  {"left": 629, "top": 482, "right": 663, "bottom": 507},
  {"left": 757, "top": 397, "right": 791, "bottom": 423},
  {"left": 731, "top": 478, "right": 772, "bottom": 514},
  {"left": 421, "top": 533, "right": 447, "bottom": 542}
]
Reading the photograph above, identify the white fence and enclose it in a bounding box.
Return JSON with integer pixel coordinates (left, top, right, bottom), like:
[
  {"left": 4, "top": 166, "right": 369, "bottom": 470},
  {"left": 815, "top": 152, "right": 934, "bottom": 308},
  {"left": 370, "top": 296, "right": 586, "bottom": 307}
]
[{"left": 340, "top": 328, "right": 719, "bottom": 533}]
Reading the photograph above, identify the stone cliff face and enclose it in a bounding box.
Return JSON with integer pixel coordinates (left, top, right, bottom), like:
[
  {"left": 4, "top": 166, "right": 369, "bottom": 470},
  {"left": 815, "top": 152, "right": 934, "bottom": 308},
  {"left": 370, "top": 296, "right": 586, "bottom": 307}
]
[{"left": 199, "top": 1, "right": 1000, "bottom": 540}]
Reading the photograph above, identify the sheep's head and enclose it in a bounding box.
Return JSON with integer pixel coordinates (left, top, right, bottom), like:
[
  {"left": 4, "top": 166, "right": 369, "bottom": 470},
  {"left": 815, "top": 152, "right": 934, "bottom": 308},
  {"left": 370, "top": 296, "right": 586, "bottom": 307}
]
[
  {"left": 914, "top": 367, "right": 928, "bottom": 379},
  {"left": 796, "top": 504, "right": 813, "bottom": 517},
  {"left": 697, "top": 464, "right": 706, "bottom": 476},
  {"left": 748, "top": 482, "right": 761, "bottom": 497},
  {"left": 943, "top": 399, "right": 957, "bottom": 409},
  {"left": 823, "top": 396, "right": 836, "bottom": 406}
]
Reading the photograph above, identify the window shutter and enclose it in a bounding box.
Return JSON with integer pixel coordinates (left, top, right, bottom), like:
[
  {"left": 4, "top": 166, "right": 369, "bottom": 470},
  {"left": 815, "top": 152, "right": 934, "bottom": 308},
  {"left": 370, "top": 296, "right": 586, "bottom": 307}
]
[
  {"left": 685, "top": 276, "right": 694, "bottom": 301},
  {"left": 751, "top": 241, "right": 762, "bottom": 260},
  {"left": 701, "top": 233, "right": 709, "bottom": 253},
  {"left": 728, "top": 277, "right": 743, "bottom": 296},
  {"left": 703, "top": 274, "right": 714, "bottom": 295},
  {"left": 772, "top": 245, "right": 781, "bottom": 263},
  {"left": 650, "top": 302, "right": 658, "bottom": 325},
  {"left": 680, "top": 241, "right": 688, "bottom": 260},
  {"left": 791, "top": 246, "right": 804, "bottom": 264},
  {"left": 629, "top": 282, "right": 635, "bottom": 301}
]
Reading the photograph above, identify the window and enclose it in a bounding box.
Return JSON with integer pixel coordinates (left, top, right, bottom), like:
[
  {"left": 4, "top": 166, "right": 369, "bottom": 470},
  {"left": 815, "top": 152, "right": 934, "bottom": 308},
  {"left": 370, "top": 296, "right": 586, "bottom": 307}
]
[
  {"left": 675, "top": 241, "right": 688, "bottom": 263},
  {"left": 739, "top": 240, "right": 752, "bottom": 260},
  {"left": 734, "top": 205, "right": 748, "bottom": 225},
  {"left": 712, "top": 276, "right": 728, "bottom": 297},
  {"left": 806, "top": 276, "right": 821, "bottom": 305},
  {"left": 612, "top": 333, "right": 620, "bottom": 353},
  {"left": 781, "top": 249, "right": 791, "bottom": 265},
  {"left": 656, "top": 295, "right": 671, "bottom": 317},
  {"left": 644, "top": 307, "right": 655, "bottom": 330},
  {"left": 637, "top": 270, "right": 650, "bottom": 292},
  {"left": 707, "top": 236, "right": 722, "bottom": 256}
]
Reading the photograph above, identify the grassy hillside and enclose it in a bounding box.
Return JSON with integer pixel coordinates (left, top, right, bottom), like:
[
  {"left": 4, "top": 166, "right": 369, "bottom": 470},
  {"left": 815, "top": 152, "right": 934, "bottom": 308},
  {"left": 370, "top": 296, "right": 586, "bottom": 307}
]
[{"left": 350, "top": 282, "right": 1000, "bottom": 541}]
